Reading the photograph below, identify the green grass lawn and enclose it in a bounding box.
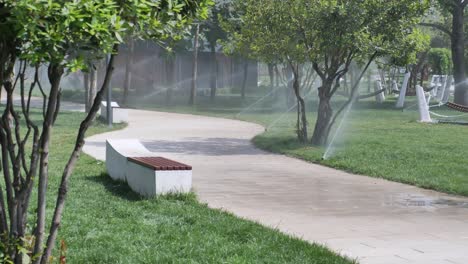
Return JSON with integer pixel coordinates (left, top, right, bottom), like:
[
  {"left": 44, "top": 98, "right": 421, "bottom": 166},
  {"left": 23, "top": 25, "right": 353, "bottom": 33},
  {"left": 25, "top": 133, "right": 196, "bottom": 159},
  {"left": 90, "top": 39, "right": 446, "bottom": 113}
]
[
  {"left": 128, "top": 94, "right": 468, "bottom": 197},
  {"left": 41, "top": 111, "right": 354, "bottom": 263},
  {"left": 252, "top": 101, "right": 468, "bottom": 196}
]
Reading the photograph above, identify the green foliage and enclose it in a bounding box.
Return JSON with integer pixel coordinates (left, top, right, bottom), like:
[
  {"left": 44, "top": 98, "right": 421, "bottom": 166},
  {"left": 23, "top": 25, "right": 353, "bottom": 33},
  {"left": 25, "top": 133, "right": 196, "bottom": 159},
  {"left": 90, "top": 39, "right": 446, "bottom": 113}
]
[
  {"left": 225, "top": 0, "right": 430, "bottom": 67},
  {"left": 387, "top": 29, "right": 431, "bottom": 67},
  {"left": 200, "top": 0, "right": 229, "bottom": 49},
  {"left": 9, "top": 0, "right": 122, "bottom": 69},
  {"left": 0, "top": 0, "right": 213, "bottom": 261},
  {"left": 5, "top": 0, "right": 212, "bottom": 71},
  {"left": 428, "top": 48, "right": 452, "bottom": 74}
]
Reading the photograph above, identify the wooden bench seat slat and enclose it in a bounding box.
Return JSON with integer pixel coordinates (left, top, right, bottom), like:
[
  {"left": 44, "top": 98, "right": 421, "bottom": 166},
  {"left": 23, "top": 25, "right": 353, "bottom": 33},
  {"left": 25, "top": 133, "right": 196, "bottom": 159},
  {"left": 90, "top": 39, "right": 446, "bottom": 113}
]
[{"left": 127, "top": 157, "right": 192, "bottom": 171}]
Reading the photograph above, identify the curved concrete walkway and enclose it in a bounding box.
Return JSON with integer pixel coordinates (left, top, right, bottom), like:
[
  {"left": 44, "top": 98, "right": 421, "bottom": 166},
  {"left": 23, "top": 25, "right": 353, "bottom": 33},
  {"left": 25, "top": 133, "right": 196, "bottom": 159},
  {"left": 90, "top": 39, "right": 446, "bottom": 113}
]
[{"left": 84, "top": 109, "right": 468, "bottom": 264}]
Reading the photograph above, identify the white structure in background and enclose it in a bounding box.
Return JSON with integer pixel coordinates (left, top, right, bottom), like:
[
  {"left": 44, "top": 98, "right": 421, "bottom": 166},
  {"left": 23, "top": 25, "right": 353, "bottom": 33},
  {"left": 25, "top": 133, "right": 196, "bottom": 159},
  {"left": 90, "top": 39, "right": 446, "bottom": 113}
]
[
  {"left": 430, "top": 75, "right": 453, "bottom": 103},
  {"left": 126, "top": 157, "right": 192, "bottom": 197},
  {"left": 436, "top": 76, "right": 448, "bottom": 100},
  {"left": 374, "top": 80, "right": 385, "bottom": 103},
  {"left": 106, "top": 139, "right": 192, "bottom": 197},
  {"left": 391, "top": 80, "right": 399, "bottom": 93},
  {"left": 442, "top": 76, "right": 453, "bottom": 103},
  {"left": 415, "top": 85, "right": 432, "bottom": 123},
  {"left": 100, "top": 101, "right": 128, "bottom": 123},
  {"left": 395, "top": 72, "right": 411, "bottom": 108},
  {"left": 430, "top": 75, "right": 441, "bottom": 97},
  {"left": 106, "top": 139, "right": 154, "bottom": 181}
]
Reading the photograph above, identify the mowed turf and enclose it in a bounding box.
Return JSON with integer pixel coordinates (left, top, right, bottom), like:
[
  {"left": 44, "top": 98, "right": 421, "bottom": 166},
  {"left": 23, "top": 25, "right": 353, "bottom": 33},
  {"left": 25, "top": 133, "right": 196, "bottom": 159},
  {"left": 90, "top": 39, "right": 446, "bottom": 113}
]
[
  {"left": 40, "top": 111, "right": 354, "bottom": 263},
  {"left": 252, "top": 101, "right": 468, "bottom": 196},
  {"left": 131, "top": 94, "right": 468, "bottom": 197}
]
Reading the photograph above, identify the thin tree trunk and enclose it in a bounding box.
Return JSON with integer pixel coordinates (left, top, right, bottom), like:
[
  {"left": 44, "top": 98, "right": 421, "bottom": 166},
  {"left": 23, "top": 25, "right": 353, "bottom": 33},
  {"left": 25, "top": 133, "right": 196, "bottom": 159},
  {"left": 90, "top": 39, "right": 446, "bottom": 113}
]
[
  {"left": 209, "top": 45, "right": 217, "bottom": 101},
  {"left": 286, "top": 65, "right": 294, "bottom": 106},
  {"left": 410, "top": 51, "right": 428, "bottom": 95},
  {"left": 268, "top": 63, "right": 275, "bottom": 91},
  {"left": 311, "top": 54, "right": 376, "bottom": 146},
  {"left": 189, "top": 24, "right": 199, "bottom": 106},
  {"left": 40, "top": 45, "right": 119, "bottom": 263},
  {"left": 123, "top": 38, "right": 134, "bottom": 106},
  {"left": 367, "top": 68, "right": 372, "bottom": 93},
  {"left": 343, "top": 74, "right": 349, "bottom": 96},
  {"left": 89, "top": 67, "right": 97, "bottom": 110},
  {"left": 165, "top": 56, "right": 176, "bottom": 103},
  {"left": 83, "top": 72, "right": 89, "bottom": 111},
  {"left": 451, "top": 7, "right": 468, "bottom": 105},
  {"left": 291, "top": 63, "right": 307, "bottom": 142},
  {"left": 33, "top": 63, "right": 64, "bottom": 263},
  {"left": 241, "top": 61, "right": 248, "bottom": 99},
  {"left": 274, "top": 65, "right": 281, "bottom": 100}
]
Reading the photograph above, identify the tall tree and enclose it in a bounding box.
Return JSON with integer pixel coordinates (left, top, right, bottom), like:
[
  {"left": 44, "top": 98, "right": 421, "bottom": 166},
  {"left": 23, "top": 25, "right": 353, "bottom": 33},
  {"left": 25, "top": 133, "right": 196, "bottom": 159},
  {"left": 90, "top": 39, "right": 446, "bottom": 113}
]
[
  {"left": 0, "top": 0, "right": 210, "bottom": 263},
  {"left": 231, "top": 0, "right": 429, "bottom": 146},
  {"left": 123, "top": 37, "right": 135, "bottom": 105},
  {"left": 190, "top": 24, "right": 200, "bottom": 106},
  {"left": 422, "top": 0, "right": 468, "bottom": 105},
  {"left": 223, "top": 0, "right": 311, "bottom": 141},
  {"left": 201, "top": 0, "right": 229, "bottom": 101}
]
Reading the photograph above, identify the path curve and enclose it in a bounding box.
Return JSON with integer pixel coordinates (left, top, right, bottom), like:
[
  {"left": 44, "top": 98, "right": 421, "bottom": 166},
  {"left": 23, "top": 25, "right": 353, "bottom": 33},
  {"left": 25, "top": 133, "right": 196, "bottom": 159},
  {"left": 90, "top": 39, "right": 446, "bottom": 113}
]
[{"left": 84, "top": 109, "right": 468, "bottom": 264}]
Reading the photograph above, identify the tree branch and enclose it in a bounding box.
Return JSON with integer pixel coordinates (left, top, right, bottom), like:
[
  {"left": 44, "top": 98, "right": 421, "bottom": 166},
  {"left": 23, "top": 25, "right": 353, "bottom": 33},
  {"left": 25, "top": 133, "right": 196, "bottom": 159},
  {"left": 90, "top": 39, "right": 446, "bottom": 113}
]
[
  {"left": 357, "top": 89, "right": 385, "bottom": 100},
  {"left": 41, "top": 44, "right": 120, "bottom": 263},
  {"left": 420, "top": 22, "right": 453, "bottom": 37},
  {"left": 326, "top": 52, "right": 377, "bottom": 135},
  {"left": 33, "top": 63, "right": 64, "bottom": 262}
]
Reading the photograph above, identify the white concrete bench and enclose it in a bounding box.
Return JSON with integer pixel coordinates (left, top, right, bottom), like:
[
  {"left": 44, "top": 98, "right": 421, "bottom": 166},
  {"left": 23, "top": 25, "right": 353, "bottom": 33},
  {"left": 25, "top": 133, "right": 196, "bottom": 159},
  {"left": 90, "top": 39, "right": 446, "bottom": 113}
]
[
  {"left": 126, "top": 157, "right": 192, "bottom": 197},
  {"left": 100, "top": 101, "right": 128, "bottom": 123},
  {"left": 106, "top": 139, "right": 192, "bottom": 197},
  {"left": 106, "top": 139, "right": 154, "bottom": 181}
]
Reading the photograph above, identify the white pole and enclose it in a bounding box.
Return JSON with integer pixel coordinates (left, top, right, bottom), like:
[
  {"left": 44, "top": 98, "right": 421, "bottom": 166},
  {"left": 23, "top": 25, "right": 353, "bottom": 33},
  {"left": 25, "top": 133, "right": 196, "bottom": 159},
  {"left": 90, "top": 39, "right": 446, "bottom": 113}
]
[
  {"left": 442, "top": 76, "right": 453, "bottom": 103},
  {"left": 395, "top": 72, "right": 411, "bottom": 108},
  {"left": 374, "top": 80, "right": 385, "bottom": 103},
  {"left": 416, "top": 85, "right": 432, "bottom": 123}
]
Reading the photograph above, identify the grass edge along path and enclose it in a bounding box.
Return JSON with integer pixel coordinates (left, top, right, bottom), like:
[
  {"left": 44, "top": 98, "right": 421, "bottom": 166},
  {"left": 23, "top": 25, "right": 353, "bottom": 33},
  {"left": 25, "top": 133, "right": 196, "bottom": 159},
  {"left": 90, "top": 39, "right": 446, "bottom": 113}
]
[
  {"left": 127, "top": 97, "right": 468, "bottom": 197},
  {"left": 44, "top": 111, "right": 355, "bottom": 263}
]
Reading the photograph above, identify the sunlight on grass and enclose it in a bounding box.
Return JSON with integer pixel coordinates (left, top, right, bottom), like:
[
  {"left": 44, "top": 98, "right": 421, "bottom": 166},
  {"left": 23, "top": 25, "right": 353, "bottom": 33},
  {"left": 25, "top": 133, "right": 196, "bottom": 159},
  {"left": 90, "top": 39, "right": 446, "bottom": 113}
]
[
  {"left": 137, "top": 96, "right": 468, "bottom": 197},
  {"left": 43, "top": 111, "right": 354, "bottom": 263}
]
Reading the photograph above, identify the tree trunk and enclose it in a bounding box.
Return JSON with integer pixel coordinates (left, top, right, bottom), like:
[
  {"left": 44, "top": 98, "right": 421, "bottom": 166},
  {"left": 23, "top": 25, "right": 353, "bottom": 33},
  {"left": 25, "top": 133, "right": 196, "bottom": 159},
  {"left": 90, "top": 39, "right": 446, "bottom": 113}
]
[
  {"left": 209, "top": 45, "right": 217, "bottom": 101},
  {"left": 88, "top": 67, "right": 97, "bottom": 112},
  {"left": 165, "top": 56, "right": 176, "bottom": 103},
  {"left": 83, "top": 72, "right": 89, "bottom": 111},
  {"left": 452, "top": 6, "right": 468, "bottom": 105},
  {"left": 410, "top": 51, "right": 428, "bottom": 95},
  {"left": 123, "top": 38, "right": 134, "bottom": 106},
  {"left": 343, "top": 74, "right": 349, "bottom": 96},
  {"left": 268, "top": 63, "right": 275, "bottom": 90},
  {"left": 311, "top": 81, "right": 333, "bottom": 146},
  {"left": 274, "top": 65, "right": 281, "bottom": 100},
  {"left": 291, "top": 64, "right": 307, "bottom": 142},
  {"left": 33, "top": 63, "right": 64, "bottom": 263},
  {"left": 41, "top": 45, "right": 119, "bottom": 263},
  {"left": 189, "top": 24, "right": 199, "bottom": 106},
  {"left": 367, "top": 68, "right": 372, "bottom": 93},
  {"left": 241, "top": 61, "right": 248, "bottom": 99}
]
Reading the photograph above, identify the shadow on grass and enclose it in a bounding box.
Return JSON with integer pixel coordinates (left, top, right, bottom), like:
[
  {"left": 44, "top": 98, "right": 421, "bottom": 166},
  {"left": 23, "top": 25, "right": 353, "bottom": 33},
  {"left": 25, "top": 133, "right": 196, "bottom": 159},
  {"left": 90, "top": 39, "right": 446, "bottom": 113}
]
[
  {"left": 86, "top": 173, "right": 199, "bottom": 204},
  {"left": 86, "top": 173, "right": 143, "bottom": 201},
  {"left": 253, "top": 135, "right": 322, "bottom": 153}
]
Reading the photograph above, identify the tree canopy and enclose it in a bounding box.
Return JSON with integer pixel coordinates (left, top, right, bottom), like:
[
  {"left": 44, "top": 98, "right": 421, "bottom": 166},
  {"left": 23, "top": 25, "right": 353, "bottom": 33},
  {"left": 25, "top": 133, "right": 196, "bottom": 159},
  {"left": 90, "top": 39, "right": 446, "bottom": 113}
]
[
  {"left": 225, "top": 0, "right": 430, "bottom": 145},
  {"left": 0, "top": 1, "right": 211, "bottom": 263}
]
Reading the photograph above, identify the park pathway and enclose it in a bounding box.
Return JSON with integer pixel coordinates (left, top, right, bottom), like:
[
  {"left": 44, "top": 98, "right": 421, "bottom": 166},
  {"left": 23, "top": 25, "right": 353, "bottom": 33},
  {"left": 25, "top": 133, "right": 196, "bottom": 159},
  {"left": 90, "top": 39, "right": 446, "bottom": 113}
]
[{"left": 83, "top": 109, "right": 468, "bottom": 264}]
